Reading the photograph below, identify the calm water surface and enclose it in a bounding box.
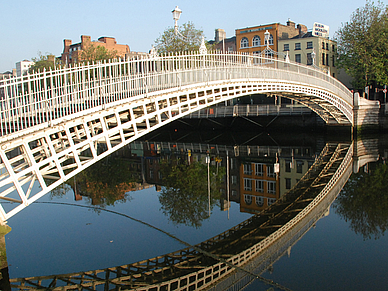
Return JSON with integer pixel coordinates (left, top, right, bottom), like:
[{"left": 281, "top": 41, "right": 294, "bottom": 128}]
[{"left": 3, "top": 129, "right": 388, "bottom": 291}]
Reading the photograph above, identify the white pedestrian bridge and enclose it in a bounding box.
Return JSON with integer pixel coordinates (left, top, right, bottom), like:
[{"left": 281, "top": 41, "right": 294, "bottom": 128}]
[{"left": 0, "top": 52, "right": 378, "bottom": 221}]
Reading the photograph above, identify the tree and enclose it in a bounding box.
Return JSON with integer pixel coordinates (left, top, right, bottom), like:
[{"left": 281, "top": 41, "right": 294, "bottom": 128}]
[
  {"left": 29, "top": 51, "right": 59, "bottom": 73},
  {"left": 334, "top": 1, "right": 388, "bottom": 89},
  {"left": 154, "top": 21, "right": 210, "bottom": 54},
  {"left": 333, "top": 162, "right": 388, "bottom": 240},
  {"left": 79, "top": 44, "right": 118, "bottom": 63},
  {"left": 158, "top": 157, "right": 225, "bottom": 228}
]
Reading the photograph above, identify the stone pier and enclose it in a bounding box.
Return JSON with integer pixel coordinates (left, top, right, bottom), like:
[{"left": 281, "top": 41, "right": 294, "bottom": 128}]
[
  {"left": 0, "top": 223, "right": 11, "bottom": 291},
  {"left": 353, "top": 92, "right": 380, "bottom": 130}
]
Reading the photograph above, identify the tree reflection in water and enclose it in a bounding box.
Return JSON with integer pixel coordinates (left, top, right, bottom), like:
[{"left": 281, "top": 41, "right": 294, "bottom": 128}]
[
  {"left": 158, "top": 157, "right": 225, "bottom": 228},
  {"left": 65, "top": 157, "right": 141, "bottom": 209},
  {"left": 334, "top": 160, "right": 388, "bottom": 240}
]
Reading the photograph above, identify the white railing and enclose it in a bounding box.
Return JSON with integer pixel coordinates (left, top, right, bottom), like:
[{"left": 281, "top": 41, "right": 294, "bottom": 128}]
[{"left": 0, "top": 52, "right": 352, "bottom": 136}]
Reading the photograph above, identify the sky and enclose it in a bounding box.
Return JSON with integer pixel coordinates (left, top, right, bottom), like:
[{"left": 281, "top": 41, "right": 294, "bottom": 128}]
[{"left": 1, "top": 0, "right": 385, "bottom": 72}]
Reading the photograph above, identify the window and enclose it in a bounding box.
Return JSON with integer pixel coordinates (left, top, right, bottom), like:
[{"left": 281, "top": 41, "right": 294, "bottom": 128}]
[
  {"left": 243, "top": 163, "right": 252, "bottom": 175},
  {"left": 268, "top": 198, "right": 276, "bottom": 205},
  {"left": 256, "top": 180, "right": 264, "bottom": 193},
  {"left": 332, "top": 55, "right": 335, "bottom": 67},
  {"left": 232, "top": 190, "right": 237, "bottom": 196},
  {"left": 322, "top": 53, "right": 325, "bottom": 65},
  {"left": 267, "top": 181, "right": 276, "bottom": 194},
  {"left": 244, "top": 194, "right": 253, "bottom": 205},
  {"left": 332, "top": 44, "right": 335, "bottom": 52},
  {"left": 267, "top": 165, "right": 275, "bottom": 177},
  {"left": 285, "top": 178, "right": 291, "bottom": 189},
  {"left": 285, "top": 160, "right": 292, "bottom": 172},
  {"left": 307, "top": 53, "right": 313, "bottom": 65},
  {"left": 307, "top": 41, "right": 313, "bottom": 49},
  {"left": 326, "top": 54, "right": 329, "bottom": 67},
  {"left": 283, "top": 44, "right": 289, "bottom": 51},
  {"left": 322, "top": 42, "right": 325, "bottom": 49},
  {"left": 241, "top": 37, "right": 249, "bottom": 48},
  {"left": 296, "top": 161, "right": 303, "bottom": 173},
  {"left": 295, "top": 54, "right": 301, "bottom": 63},
  {"left": 256, "top": 196, "right": 264, "bottom": 207},
  {"left": 231, "top": 158, "right": 237, "bottom": 170},
  {"left": 255, "top": 163, "right": 264, "bottom": 176},
  {"left": 149, "top": 169, "right": 154, "bottom": 179},
  {"left": 326, "top": 43, "right": 329, "bottom": 50},
  {"left": 265, "top": 34, "right": 274, "bottom": 46},
  {"left": 231, "top": 175, "right": 237, "bottom": 185},
  {"left": 295, "top": 43, "right": 301, "bottom": 50},
  {"left": 253, "top": 35, "right": 261, "bottom": 47},
  {"left": 244, "top": 178, "right": 252, "bottom": 191}
]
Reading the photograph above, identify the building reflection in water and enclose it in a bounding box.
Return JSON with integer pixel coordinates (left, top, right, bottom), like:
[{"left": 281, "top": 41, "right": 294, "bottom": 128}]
[{"left": 3, "top": 130, "right": 384, "bottom": 291}]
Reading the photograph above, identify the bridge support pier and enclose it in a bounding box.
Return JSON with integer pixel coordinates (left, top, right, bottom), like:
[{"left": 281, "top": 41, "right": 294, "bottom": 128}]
[
  {"left": 353, "top": 92, "right": 380, "bottom": 131},
  {"left": 0, "top": 223, "right": 11, "bottom": 291}
]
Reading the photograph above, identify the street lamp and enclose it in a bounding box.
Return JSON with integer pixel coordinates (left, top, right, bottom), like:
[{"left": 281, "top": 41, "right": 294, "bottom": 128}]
[
  {"left": 171, "top": 6, "right": 207, "bottom": 54},
  {"left": 311, "top": 48, "right": 316, "bottom": 66},
  {"left": 172, "top": 6, "right": 182, "bottom": 36},
  {"left": 264, "top": 30, "right": 270, "bottom": 49}
]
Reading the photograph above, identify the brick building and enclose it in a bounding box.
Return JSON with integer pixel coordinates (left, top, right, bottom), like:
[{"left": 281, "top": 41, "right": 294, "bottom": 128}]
[
  {"left": 208, "top": 29, "right": 236, "bottom": 53},
  {"left": 236, "top": 19, "right": 307, "bottom": 55},
  {"left": 61, "top": 35, "right": 130, "bottom": 64}
]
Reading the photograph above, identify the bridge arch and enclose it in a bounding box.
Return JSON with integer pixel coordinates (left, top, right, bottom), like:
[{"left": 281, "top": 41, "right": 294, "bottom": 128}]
[{"left": 0, "top": 52, "right": 355, "bottom": 220}]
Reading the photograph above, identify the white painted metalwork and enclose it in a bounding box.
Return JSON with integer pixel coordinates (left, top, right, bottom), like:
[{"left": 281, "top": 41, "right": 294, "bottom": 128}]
[{"left": 0, "top": 52, "right": 354, "bottom": 221}]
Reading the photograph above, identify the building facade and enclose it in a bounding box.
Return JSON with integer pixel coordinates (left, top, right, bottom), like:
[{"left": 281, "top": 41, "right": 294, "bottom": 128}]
[
  {"left": 61, "top": 35, "right": 130, "bottom": 64},
  {"left": 279, "top": 32, "right": 338, "bottom": 78},
  {"left": 208, "top": 29, "right": 236, "bottom": 53},
  {"left": 16, "top": 60, "right": 34, "bottom": 76},
  {"left": 235, "top": 20, "right": 307, "bottom": 55}
]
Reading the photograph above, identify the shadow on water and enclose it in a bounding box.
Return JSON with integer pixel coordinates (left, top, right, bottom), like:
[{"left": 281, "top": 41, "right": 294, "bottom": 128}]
[{"left": 2, "top": 126, "right": 387, "bottom": 291}]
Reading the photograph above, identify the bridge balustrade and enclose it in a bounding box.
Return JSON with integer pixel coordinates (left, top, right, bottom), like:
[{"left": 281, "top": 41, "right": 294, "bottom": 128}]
[{"left": 0, "top": 52, "right": 352, "bottom": 136}]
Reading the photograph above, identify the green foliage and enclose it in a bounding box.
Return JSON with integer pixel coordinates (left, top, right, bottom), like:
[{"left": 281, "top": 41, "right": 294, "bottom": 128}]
[
  {"left": 79, "top": 44, "right": 118, "bottom": 63},
  {"left": 335, "top": 0, "right": 388, "bottom": 89},
  {"left": 29, "top": 51, "right": 59, "bottom": 73},
  {"left": 158, "top": 157, "right": 225, "bottom": 228},
  {"left": 334, "top": 162, "right": 388, "bottom": 240},
  {"left": 67, "top": 157, "right": 141, "bottom": 208},
  {"left": 154, "top": 21, "right": 210, "bottom": 54}
]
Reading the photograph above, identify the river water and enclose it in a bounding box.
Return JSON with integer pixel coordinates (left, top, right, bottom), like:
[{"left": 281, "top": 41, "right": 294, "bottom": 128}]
[{"left": 2, "top": 126, "right": 388, "bottom": 291}]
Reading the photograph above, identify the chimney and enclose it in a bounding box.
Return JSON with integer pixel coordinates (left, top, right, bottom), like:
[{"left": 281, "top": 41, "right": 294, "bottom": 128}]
[
  {"left": 297, "top": 24, "right": 308, "bottom": 36},
  {"left": 215, "top": 29, "right": 226, "bottom": 43},
  {"left": 287, "top": 18, "right": 295, "bottom": 28}
]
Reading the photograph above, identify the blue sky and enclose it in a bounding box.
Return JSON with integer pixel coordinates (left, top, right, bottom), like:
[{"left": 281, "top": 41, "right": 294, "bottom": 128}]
[{"left": 1, "top": 0, "right": 384, "bottom": 72}]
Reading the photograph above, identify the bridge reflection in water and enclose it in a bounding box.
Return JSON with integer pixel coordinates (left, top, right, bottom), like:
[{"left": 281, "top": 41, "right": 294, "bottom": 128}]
[{"left": 3, "top": 136, "right": 376, "bottom": 291}]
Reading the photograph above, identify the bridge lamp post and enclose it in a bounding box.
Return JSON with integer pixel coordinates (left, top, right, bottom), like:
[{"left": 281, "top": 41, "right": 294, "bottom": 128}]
[
  {"left": 171, "top": 6, "right": 207, "bottom": 54},
  {"left": 172, "top": 6, "right": 182, "bottom": 36}
]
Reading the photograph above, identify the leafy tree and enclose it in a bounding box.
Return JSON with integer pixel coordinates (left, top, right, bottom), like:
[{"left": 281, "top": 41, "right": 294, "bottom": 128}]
[
  {"left": 154, "top": 21, "right": 211, "bottom": 54},
  {"left": 79, "top": 44, "right": 118, "bottom": 63},
  {"left": 29, "top": 51, "right": 59, "bottom": 73},
  {"left": 334, "top": 161, "right": 388, "bottom": 240},
  {"left": 66, "top": 157, "right": 141, "bottom": 208},
  {"left": 158, "top": 157, "right": 225, "bottom": 228},
  {"left": 334, "top": 1, "right": 388, "bottom": 89}
]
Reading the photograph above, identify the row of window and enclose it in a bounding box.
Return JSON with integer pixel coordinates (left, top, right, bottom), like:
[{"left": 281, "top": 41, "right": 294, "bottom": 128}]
[
  {"left": 284, "top": 42, "right": 313, "bottom": 51},
  {"left": 322, "top": 42, "right": 335, "bottom": 52},
  {"left": 292, "top": 52, "right": 335, "bottom": 67},
  {"left": 240, "top": 34, "right": 274, "bottom": 48},
  {"left": 244, "top": 178, "right": 276, "bottom": 194},
  {"left": 244, "top": 194, "right": 276, "bottom": 206},
  {"left": 243, "top": 163, "right": 275, "bottom": 177}
]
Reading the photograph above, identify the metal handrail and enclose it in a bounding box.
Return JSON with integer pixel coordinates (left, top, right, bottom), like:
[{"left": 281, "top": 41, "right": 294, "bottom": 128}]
[{"left": 0, "top": 52, "right": 353, "bottom": 136}]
